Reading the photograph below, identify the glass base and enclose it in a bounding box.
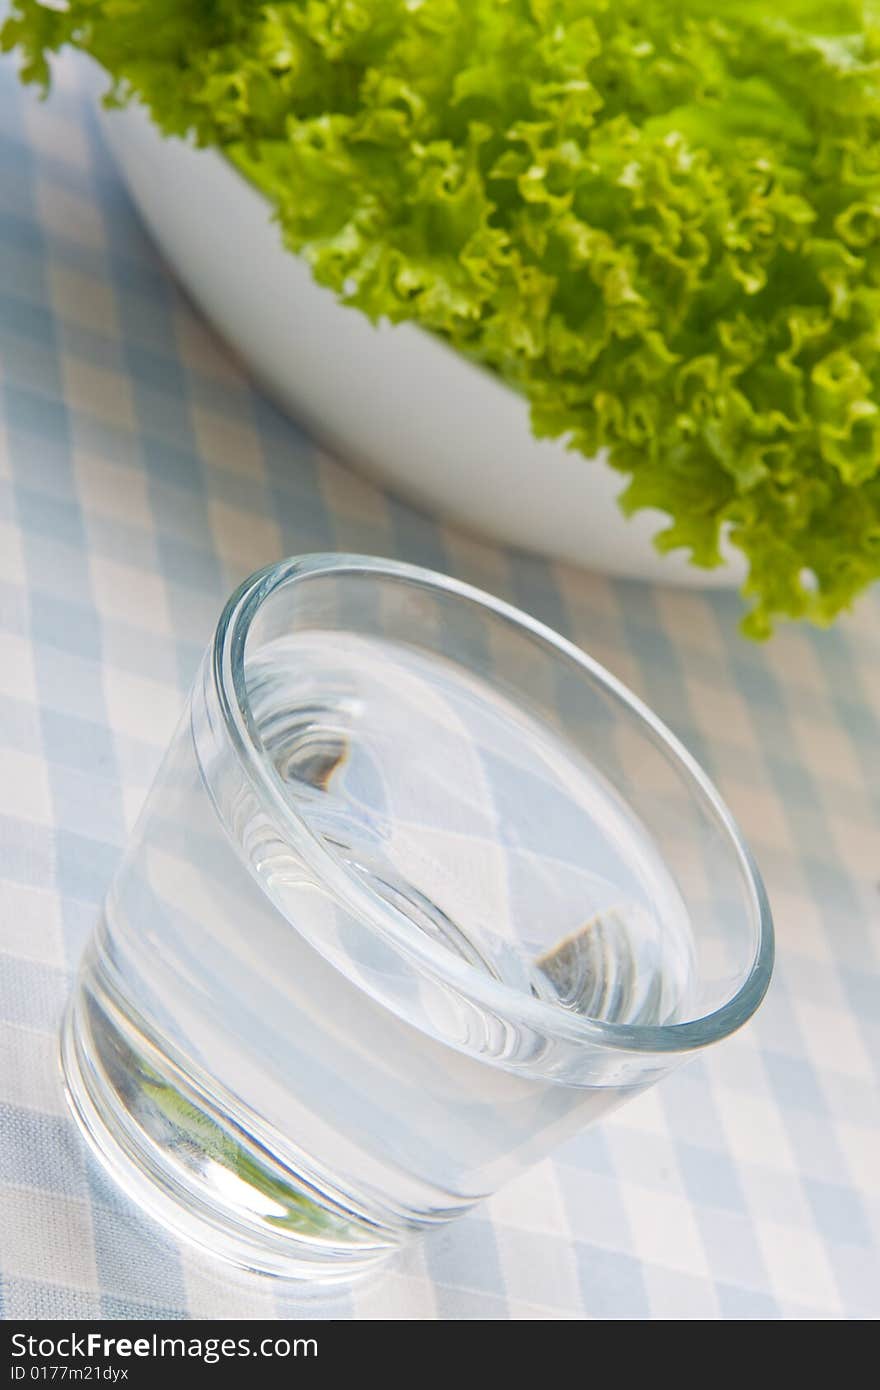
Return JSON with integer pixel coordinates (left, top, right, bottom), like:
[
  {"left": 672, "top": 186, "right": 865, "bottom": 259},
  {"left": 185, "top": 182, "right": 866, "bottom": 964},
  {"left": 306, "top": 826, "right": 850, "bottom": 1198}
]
[{"left": 59, "top": 970, "right": 402, "bottom": 1284}]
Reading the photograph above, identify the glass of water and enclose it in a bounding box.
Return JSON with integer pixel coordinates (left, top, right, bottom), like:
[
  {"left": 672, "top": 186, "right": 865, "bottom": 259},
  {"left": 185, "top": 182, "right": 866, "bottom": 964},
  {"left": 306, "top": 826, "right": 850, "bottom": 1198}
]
[{"left": 62, "top": 554, "right": 773, "bottom": 1282}]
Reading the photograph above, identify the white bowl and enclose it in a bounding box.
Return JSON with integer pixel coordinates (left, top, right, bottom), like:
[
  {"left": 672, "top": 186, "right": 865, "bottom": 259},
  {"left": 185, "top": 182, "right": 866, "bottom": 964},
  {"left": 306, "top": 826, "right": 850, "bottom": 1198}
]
[{"left": 97, "top": 98, "right": 741, "bottom": 586}]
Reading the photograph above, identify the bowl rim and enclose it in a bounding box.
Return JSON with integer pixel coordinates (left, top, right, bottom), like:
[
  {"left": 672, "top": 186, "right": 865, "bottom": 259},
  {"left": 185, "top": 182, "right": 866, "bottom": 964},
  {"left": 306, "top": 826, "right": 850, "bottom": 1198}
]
[{"left": 212, "top": 553, "right": 774, "bottom": 1056}]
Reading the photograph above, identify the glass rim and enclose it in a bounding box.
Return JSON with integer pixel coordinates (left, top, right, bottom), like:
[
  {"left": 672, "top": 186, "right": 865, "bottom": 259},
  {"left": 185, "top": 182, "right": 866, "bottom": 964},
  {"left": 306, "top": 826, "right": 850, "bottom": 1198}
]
[{"left": 212, "top": 553, "right": 774, "bottom": 1057}]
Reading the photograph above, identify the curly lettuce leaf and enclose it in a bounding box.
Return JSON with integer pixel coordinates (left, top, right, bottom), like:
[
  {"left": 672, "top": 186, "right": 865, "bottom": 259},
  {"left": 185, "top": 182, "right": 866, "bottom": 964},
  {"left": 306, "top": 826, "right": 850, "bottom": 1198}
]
[{"left": 6, "top": 0, "right": 880, "bottom": 635}]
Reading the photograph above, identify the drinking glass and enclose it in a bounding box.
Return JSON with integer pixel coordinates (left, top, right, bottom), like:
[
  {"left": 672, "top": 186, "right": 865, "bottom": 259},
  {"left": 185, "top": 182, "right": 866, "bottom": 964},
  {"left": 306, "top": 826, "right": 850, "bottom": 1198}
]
[{"left": 62, "top": 554, "right": 773, "bottom": 1282}]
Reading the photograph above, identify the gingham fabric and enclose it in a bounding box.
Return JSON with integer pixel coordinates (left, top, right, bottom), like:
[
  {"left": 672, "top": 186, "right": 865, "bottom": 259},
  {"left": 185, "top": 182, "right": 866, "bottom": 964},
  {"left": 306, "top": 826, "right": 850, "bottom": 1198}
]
[{"left": 1, "top": 52, "right": 878, "bottom": 1322}]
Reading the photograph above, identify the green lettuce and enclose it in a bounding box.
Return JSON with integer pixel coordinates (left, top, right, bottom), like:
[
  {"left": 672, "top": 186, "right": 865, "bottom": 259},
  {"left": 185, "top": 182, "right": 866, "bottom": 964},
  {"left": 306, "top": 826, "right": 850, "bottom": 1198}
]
[{"left": 6, "top": 0, "right": 880, "bottom": 634}]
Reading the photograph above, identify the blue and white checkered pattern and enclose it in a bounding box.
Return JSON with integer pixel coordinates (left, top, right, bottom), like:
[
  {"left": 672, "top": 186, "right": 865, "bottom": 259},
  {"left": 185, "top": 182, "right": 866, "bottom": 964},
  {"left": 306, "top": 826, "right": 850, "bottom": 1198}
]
[{"left": 1, "top": 51, "right": 878, "bottom": 1321}]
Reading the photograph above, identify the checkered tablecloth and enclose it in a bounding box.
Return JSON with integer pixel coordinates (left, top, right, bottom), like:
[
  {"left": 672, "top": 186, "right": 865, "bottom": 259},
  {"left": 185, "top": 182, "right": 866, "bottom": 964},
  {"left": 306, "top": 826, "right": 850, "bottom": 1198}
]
[{"left": 1, "top": 51, "right": 878, "bottom": 1322}]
